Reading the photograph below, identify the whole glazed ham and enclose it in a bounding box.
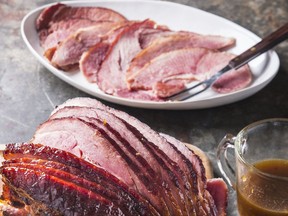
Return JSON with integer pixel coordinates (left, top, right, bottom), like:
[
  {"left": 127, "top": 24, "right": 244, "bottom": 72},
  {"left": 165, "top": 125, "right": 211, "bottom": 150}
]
[
  {"left": 0, "top": 97, "right": 228, "bottom": 215},
  {"left": 37, "top": 3, "right": 252, "bottom": 101}
]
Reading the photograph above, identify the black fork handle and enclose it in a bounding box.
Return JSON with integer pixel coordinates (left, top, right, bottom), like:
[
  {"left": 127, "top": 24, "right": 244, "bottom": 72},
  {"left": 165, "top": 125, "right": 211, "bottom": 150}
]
[{"left": 229, "top": 22, "right": 288, "bottom": 69}]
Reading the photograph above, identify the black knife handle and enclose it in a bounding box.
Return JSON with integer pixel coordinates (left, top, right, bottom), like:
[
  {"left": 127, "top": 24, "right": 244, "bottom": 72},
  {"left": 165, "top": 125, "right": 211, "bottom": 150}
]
[{"left": 229, "top": 22, "right": 288, "bottom": 69}]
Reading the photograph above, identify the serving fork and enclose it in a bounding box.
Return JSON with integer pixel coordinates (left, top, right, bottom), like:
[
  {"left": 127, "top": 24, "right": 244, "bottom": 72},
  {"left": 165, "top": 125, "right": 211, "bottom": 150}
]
[{"left": 168, "top": 22, "right": 288, "bottom": 101}]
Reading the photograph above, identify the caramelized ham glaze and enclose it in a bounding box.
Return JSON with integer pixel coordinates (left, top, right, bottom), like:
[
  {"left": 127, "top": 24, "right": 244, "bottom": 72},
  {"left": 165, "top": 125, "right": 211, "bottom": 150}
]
[
  {"left": 48, "top": 97, "right": 227, "bottom": 215},
  {"left": 30, "top": 117, "right": 171, "bottom": 214},
  {"left": 2, "top": 143, "right": 159, "bottom": 216},
  {"left": 0, "top": 97, "right": 228, "bottom": 215}
]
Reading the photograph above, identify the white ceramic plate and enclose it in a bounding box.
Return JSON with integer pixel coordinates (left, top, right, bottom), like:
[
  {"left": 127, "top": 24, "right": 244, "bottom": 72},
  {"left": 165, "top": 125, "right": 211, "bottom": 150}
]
[{"left": 21, "top": 0, "right": 280, "bottom": 110}]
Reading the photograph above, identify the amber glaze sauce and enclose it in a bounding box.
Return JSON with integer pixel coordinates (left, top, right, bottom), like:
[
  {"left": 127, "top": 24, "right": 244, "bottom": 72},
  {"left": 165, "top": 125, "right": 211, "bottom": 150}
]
[{"left": 237, "top": 159, "right": 288, "bottom": 216}]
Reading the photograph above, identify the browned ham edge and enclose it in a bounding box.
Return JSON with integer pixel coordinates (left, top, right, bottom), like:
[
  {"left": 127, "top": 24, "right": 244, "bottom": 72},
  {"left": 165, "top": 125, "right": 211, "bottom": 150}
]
[
  {"left": 2, "top": 160, "right": 147, "bottom": 215},
  {"left": 2, "top": 143, "right": 160, "bottom": 216},
  {"left": 2, "top": 166, "right": 124, "bottom": 215},
  {"left": 30, "top": 117, "right": 172, "bottom": 214},
  {"left": 49, "top": 97, "right": 222, "bottom": 215},
  {"left": 50, "top": 106, "right": 196, "bottom": 214}
]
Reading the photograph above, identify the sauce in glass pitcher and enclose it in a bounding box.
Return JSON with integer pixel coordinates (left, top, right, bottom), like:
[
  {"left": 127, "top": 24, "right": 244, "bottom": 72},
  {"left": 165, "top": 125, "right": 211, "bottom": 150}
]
[{"left": 237, "top": 159, "right": 288, "bottom": 216}]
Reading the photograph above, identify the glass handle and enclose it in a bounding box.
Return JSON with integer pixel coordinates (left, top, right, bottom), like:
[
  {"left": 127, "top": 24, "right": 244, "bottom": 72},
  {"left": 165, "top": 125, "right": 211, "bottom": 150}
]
[{"left": 217, "top": 134, "right": 236, "bottom": 188}]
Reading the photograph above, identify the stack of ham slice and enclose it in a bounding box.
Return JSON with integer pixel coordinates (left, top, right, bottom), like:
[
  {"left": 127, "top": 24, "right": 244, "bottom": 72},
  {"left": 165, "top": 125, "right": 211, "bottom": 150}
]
[
  {"left": 37, "top": 3, "right": 252, "bottom": 100},
  {"left": 0, "top": 97, "right": 228, "bottom": 215}
]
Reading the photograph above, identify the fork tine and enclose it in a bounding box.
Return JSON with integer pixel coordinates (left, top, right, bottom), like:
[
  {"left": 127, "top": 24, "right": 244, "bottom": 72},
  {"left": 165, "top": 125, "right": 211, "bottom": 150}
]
[{"left": 167, "top": 81, "right": 209, "bottom": 101}]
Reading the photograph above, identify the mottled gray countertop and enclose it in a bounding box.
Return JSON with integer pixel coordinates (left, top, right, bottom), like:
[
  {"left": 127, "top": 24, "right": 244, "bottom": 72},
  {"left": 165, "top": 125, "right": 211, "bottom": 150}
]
[{"left": 0, "top": 0, "right": 287, "bottom": 215}]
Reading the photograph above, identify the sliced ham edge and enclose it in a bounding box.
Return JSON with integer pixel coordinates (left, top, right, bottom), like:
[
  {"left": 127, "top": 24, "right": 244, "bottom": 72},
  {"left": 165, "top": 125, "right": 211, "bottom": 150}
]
[
  {"left": 50, "top": 21, "right": 129, "bottom": 71},
  {"left": 37, "top": 3, "right": 128, "bottom": 53},
  {"left": 2, "top": 143, "right": 160, "bottom": 216},
  {"left": 49, "top": 97, "right": 227, "bottom": 215},
  {"left": 127, "top": 48, "right": 252, "bottom": 98},
  {"left": 1, "top": 166, "right": 125, "bottom": 215},
  {"left": 30, "top": 117, "right": 171, "bottom": 214},
  {"left": 49, "top": 106, "right": 200, "bottom": 215},
  {"left": 127, "top": 31, "right": 236, "bottom": 81}
]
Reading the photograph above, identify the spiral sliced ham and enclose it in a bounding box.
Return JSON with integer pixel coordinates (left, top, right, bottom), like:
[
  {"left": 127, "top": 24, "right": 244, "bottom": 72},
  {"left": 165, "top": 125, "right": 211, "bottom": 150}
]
[
  {"left": 53, "top": 97, "right": 227, "bottom": 215},
  {"left": 0, "top": 97, "right": 228, "bottom": 215},
  {"left": 2, "top": 143, "right": 158, "bottom": 215}
]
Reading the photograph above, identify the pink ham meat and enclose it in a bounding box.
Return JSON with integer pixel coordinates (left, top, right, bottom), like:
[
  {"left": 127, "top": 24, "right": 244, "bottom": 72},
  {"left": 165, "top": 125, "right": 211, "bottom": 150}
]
[
  {"left": 49, "top": 97, "right": 228, "bottom": 215},
  {"left": 201, "top": 53, "right": 252, "bottom": 93},
  {"left": 49, "top": 107, "right": 188, "bottom": 214},
  {"left": 40, "top": 19, "right": 97, "bottom": 51},
  {"left": 79, "top": 22, "right": 134, "bottom": 82},
  {"left": 36, "top": 3, "right": 127, "bottom": 50},
  {"left": 128, "top": 48, "right": 208, "bottom": 97},
  {"left": 30, "top": 117, "right": 171, "bottom": 214},
  {"left": 128, "top": 47, "right": 252, "bottom": 98},
  {"left": 50, "top": 21, "right": 127, "bottom": 70},
  {"left": 126, "top": 32, "right": 235, "bottom": 80},
  {"left": 96, "top": 19, "right": 159, "bottom": 95},
  {"left": 207, "top": 178, "right": 228, "bottom": 216},
  {"left": 36, "top": 4, "right": 252, "bottom": 101},
  {"left": 0, "top": 97, "right": 229, "bottom": 215},
  {"left": 2, "top": 143, "right": 158, "bottom": 216},
  {"left": 50, "top": 106, "right": 224, "bottom": 214},
  {"left": 80, "top": 19, "right": 166, "bottom": 100}
]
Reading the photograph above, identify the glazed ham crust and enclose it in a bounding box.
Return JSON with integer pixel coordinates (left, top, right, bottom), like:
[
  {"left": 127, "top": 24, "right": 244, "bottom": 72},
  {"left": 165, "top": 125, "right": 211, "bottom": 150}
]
[
  {"left": 0, "top": 97, "right": 228, "bottom": 215},
  {"left": 2, "top": 143, "right": 159, "bottom": 216}
]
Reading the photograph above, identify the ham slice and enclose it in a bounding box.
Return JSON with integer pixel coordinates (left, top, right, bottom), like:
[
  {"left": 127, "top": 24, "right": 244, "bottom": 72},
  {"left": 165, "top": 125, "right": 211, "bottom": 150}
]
[
  {"left": 126, "top": 32, "right": 235, "bottom": 81},
  {"left": 207, "top": 178, "right": 228, "bottom": 216},
  {"left": 128, "top": 48, "right": 209, "bottom": 97},
  {"left": 128, "top": 48, "right": 252, "bottom": 98},
  {"left": 40, "top": 19, "right": 97, "bottom": 50},
  {"left": 30, "top": 117, "right": 170, "bottom": 214},
  {"left": 37, "top": 3, "right": 127, "bottom": 50},
  {"left": 2, "top": 143, "right": 158, "bottom": 215},
  {"left": 96, "top": 19, "right": 159, "bottom": 95},
  {"left": 0, "top": 97, "right": 228, "bottom": 215},
  {"left": 50, "top": 21, "right": 127, "bottom": 70},
  {"left": 49, "top": 97, "right": 223, "bottom": 215},
  {"left": 79, "top": 22, "right": 133, "bottom": 82}
]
